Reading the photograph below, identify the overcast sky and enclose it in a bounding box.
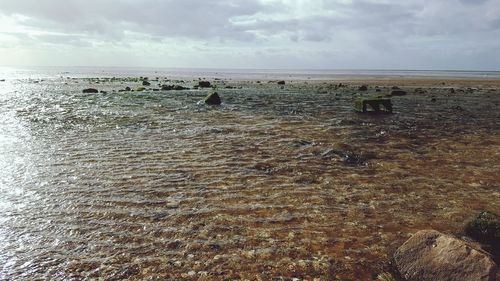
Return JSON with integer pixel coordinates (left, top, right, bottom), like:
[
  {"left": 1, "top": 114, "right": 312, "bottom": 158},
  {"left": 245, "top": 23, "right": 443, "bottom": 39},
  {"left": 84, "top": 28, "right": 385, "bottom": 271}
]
[{"left": 0, "top": 0, "right": 499, "bottom": 70}]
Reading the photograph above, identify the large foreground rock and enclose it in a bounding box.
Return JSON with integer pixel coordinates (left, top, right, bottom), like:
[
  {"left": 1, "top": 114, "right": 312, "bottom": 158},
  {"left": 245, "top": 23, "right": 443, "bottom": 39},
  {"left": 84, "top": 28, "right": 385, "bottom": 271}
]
[{"left": 394, "top": 230, "right": 496, "bottom": 281}]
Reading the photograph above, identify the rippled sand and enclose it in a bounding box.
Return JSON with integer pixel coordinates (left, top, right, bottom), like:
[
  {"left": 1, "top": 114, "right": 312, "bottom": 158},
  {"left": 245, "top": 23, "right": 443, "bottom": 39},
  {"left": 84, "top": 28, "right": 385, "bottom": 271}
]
[{"left": 0, "top": 77, "right": 499, "bottom": 280}]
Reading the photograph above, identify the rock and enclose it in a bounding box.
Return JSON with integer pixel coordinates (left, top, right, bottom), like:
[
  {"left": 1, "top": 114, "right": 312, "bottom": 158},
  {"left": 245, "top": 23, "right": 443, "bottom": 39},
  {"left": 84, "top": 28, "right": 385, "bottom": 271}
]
[
  {"left": 125, "top": 86, "right": 131, "bottom": 91},
  {"left": 161, "top": 85, "right": 189, "bottom": 91},
  {"left": 465, "top": 211, "right": 500, "bottom": 249},
  {"left": 0, "top": 79, "right": 5, "bottom": 82},
  {"left": 135, "top": 87, "right": 146, "bottom": 92},
  {"left": 392, "top": 86, "right": 400, "bottom": 90},
  {"left": 198, "top": 81, "right": 211, "bottom": 88},
  {"left": 204, "top": 92, "right": 221, "bottom": 105},
  {"left": 142, "top": 80, "right": 151, "bottom": 86},
  {"left": 390, "top": 90, "right": 407, "bottom": 96},
  {"left": 277, "top": 80, "right": 286, "bottom": 85},
  {"left": 173, "top": 85, "right": 189, "bottom": 90},
  {"left": 450, "top": 88, "right": 455, "bottom": 93},
  {"left": 394, "top": 230, "right": 497, "bottom": 281},
  {"left": 82, "top": 88, "right": 99, "bottom": 93},
  {"left": 358, "top": 85, "right": 368, "bottom": 91},
  {"left": 354, "top": 97, "right": 393, "bottom": 113}
]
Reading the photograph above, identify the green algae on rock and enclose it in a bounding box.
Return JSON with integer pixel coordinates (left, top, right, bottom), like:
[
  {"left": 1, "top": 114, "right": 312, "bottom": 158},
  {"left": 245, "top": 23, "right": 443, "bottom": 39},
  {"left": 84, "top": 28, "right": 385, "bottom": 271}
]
[
  {"left": 465, "top": 211, "right": 500, "bottom": 248},
  {"left": 354, "top": 97, "right": 393, "bottom": 113}
]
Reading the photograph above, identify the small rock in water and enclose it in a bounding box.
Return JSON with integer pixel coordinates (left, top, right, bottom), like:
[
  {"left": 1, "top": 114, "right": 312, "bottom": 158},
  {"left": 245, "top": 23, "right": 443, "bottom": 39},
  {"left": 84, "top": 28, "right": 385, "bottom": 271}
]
[
  {"left": 125, "top": 86, "right": 131, "bottom": 91},
  {"left": 277, "top": 80, "right": 286, "bottom": 85},
  {"left": 82, "top": 88, "right": 99, "bottom": 93},
  {"left": 173, "top": 85, "right": 189, "bottom": 90},
  {"left": 204, "top": 92, "right": 221, "bottom": 105},
  {"left": 0, "top": 79, "right": 5, "bottom": 82},
  {"left": 142, "top": 80, "right": 151, "bottom": 86},
  {"left": 390, "top": 90, "right": 407, "bottom": 96},
  {"left": 198, "top": 81, "right": 211, "bottom": 88},
  {"left": 393, "top": 230, "right": 497, "bottom": 281},
  {"left": 358, "top": 85, "right": 368, "bottom": 91}
]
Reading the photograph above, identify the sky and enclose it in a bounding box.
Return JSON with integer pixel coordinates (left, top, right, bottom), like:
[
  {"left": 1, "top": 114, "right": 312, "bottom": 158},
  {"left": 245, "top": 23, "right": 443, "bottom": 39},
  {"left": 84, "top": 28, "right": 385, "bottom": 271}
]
[{"left": 0, "top": 0, "right": 499, "bottom": 70}]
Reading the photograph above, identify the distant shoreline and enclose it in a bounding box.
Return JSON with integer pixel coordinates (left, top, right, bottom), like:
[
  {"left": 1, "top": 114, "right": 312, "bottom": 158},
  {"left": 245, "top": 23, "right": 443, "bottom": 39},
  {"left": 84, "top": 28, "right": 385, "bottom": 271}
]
[{"left": 1, "top": 66, "right": 500, "bottom": 84}]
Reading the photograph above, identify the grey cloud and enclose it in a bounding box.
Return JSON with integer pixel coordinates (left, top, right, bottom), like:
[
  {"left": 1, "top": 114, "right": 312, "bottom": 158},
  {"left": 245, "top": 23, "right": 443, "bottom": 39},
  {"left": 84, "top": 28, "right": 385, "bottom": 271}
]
[
  {"left": 0, "top": 0, "right": 499, "bottom": 69},
  {"left": 0, "top": 0, "right": 266, "bottom": 41},
  {"left": 459, "top": 0, "right": 489, "bottom": 5}
]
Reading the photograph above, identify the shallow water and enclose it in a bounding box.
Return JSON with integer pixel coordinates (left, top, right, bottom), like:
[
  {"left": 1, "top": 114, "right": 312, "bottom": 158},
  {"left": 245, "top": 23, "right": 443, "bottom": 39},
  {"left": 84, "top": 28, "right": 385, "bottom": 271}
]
[{"left": 0, "top": 77, "right": 499, "bottom": 280}]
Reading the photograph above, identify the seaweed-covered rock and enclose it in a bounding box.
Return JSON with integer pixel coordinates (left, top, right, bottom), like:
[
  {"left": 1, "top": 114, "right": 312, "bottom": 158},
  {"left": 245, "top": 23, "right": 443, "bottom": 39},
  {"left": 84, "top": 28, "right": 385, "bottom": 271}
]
[
  {"left": 173, "top": 85, "right": 189, "bottom": 90},
  {"left": 198, "top": 81, "right": 211, "bottom": 88},
  {"left": 135, "top": 87, "right": 146, "bottom": 92},
  {"left": 390, "top": 90, "right": 407, "bottom": 96},
  {"left": 465, "top": 211, "right": 500, "bottom": 248},
  {"left": 161, "top": 85, "right": 189, "bottom": 91},
  {"left": 82, "top": 88, "right": 99, "bottom": 93},
  {"left": 204, "top": 92, "right": 221, "bottom": 105},
  {"left": 358, "top": 85, "right": 368, "bottom": 91},
  {"left": 142, "top": 80, "right": 151, "bottom": 86},
  {"left": 394, "top": 230, "right": 496, "bottom": 281}
]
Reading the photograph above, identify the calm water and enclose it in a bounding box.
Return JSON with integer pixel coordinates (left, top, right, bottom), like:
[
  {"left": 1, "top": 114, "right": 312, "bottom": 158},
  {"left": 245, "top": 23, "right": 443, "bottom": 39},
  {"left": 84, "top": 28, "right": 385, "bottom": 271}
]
[{"left": 0, "top": 70, "right": 499, "bottom": 280}]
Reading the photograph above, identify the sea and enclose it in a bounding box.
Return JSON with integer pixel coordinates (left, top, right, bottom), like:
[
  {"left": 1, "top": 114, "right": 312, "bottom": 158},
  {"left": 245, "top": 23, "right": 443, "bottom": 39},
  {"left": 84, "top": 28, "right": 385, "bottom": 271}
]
[{"left": 0, "top": 66, "right": 499, "bottom": 280}]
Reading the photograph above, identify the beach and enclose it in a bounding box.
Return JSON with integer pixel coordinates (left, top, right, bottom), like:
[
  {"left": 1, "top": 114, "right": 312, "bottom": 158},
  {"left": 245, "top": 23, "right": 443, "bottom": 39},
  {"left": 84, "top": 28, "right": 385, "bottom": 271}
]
[{"left": 0, "top": 69, "right": 499, "bottom": 280}]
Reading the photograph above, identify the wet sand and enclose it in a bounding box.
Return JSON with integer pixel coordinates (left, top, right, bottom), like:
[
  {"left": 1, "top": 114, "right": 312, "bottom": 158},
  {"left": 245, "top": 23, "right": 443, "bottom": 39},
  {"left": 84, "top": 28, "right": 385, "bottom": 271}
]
[{"left": 0, "top": 76, "right": 499, "bottom": 280}]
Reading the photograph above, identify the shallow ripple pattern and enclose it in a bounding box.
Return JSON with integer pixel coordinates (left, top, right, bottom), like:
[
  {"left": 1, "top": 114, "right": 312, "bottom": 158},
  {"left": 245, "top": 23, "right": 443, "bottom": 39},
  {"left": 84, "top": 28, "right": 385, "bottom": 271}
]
[{"left": 0, "top": 79, "right": 499, "bottom": 280}]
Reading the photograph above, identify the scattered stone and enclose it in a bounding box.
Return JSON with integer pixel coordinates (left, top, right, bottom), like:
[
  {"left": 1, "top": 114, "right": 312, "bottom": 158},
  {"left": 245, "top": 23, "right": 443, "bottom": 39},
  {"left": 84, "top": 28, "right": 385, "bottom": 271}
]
[
  {"left": 204, "top": 92, "right": 221, "bottom": 105},
  {"left": 358, "top": 85, "right": 368, "bottom": 91},
  {"left": 431, "top": 98, "right": 437, "bottom": 102},
  {"left": 392, "top": 86, "right": 400, "bottom": 90},
  {"left": 125, "top": 86, "right": 131, "bottom": 91},
  {"left": 161, "top": 85, "right": 189, "bottom": 91},
  {"left": 394, "top": 230, "right": 497, "bottom": 281},
  {"left": 173, "top": 85, "right": 189, "bottom": 90},
  {"left": 142, "top": 80, "right": 151, "bottom": 86},
  {"left": 465, "top": 211, "right": 500, "bottom": 250},
  {"left": 135, "top": 87, "right": 146, "bottom": 92},
  {"left": 293, "top": 139, "right": 314, "bottom": 147},
  {"left": 0, "top": 79, "right": 5, "bottom": 82},
  {"left": 450, "top": 88, "right": 455, "bottom": 93},
  {"left": 198, "top": 81, "right": 211, "bottom": 88},
  {"left": 354, "top": 97, "right": 393, "bottom": 113},
  {"left": 277, "top": 80, "right": 286, "bottom": 85},
  {"left": 82, "top": 88, "right": 99, "bottom": 93},
  {"left": 390, "top": 90, "right": 407, "bottom": 96},
  {"left": 321, "top": 148, "right": 367, "bottom": 166}
]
